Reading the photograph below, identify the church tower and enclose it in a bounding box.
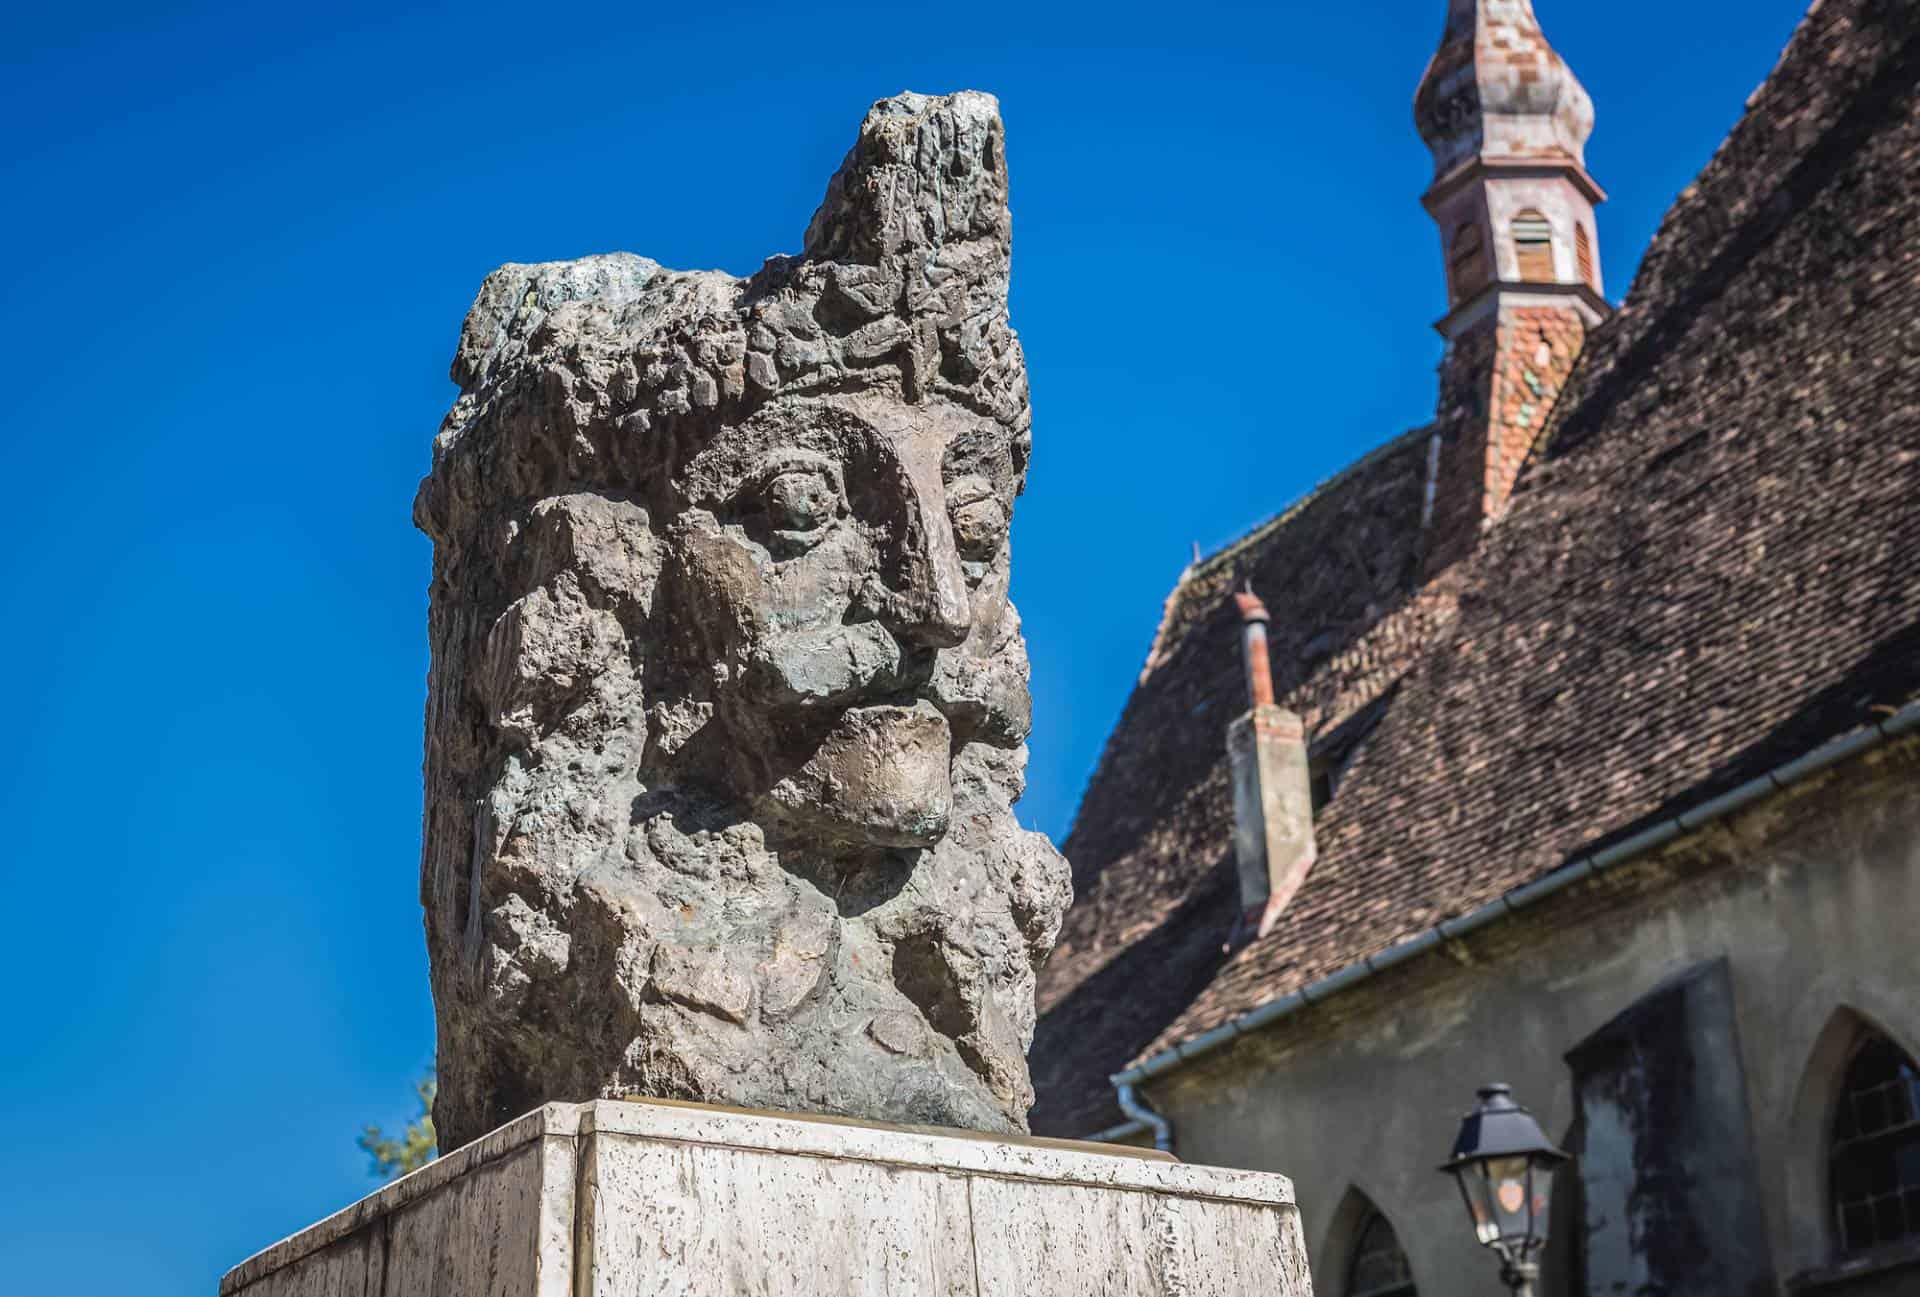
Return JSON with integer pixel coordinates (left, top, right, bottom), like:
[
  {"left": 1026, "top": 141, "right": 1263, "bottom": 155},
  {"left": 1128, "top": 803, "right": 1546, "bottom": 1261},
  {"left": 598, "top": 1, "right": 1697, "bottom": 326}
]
[{"left": 1414, "top": 0, "right": 1610, "bottom": 575}]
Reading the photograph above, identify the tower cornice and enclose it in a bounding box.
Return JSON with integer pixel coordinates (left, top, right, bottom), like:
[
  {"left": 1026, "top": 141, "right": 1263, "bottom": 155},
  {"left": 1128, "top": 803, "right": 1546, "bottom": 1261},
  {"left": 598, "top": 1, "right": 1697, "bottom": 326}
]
[
  {"left": 1422, "top": 156, "right": 1608, "bottom": 213},
  {"left": 1431, "top": 279, "right": 1613, "bottom": 340}
]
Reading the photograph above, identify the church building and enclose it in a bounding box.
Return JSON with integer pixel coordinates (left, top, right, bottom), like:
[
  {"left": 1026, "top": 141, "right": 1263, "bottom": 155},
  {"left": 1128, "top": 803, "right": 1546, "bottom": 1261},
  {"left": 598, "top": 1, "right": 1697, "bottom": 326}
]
[{"left": 1030, "top": 2, "right": 1920, "bottom": 1295}]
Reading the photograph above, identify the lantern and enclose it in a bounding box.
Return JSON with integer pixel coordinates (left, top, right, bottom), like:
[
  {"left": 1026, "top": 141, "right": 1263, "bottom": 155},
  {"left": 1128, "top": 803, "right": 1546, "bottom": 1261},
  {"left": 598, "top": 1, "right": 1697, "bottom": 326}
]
[{"left": 1439, "top": 1084, "right": 1569, "bottom": 1297}]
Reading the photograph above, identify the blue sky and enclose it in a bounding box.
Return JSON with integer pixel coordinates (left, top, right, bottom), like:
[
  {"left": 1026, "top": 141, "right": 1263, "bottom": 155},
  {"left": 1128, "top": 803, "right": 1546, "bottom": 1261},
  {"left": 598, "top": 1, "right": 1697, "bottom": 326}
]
[{"left": 0, "top": 1, "right": 1809, "bottom": 1292}]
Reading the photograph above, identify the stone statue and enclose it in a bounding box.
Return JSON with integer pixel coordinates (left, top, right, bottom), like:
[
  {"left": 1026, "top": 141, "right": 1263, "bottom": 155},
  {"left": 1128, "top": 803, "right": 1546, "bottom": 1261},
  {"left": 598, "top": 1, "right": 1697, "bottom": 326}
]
[{"left": 413, "top": 91, "right": 1072, "bottom": 1152}]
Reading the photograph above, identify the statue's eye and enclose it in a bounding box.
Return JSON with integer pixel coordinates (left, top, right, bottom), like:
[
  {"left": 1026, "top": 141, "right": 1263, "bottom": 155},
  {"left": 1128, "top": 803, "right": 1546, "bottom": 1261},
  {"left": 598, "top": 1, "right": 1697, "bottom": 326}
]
[
  {"left": 948, "top": 482, "right": 1007, "bottom": 562},
  {"left": 764, "top": 466, "right": 841, "bottom": 535}
]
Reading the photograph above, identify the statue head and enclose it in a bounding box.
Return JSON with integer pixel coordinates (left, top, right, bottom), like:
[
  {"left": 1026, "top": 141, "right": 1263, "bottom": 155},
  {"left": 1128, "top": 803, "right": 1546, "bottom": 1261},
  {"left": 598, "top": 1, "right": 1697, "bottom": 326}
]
[{"left": 414, "top": 92, "right": 1070, "bottom": 1151}]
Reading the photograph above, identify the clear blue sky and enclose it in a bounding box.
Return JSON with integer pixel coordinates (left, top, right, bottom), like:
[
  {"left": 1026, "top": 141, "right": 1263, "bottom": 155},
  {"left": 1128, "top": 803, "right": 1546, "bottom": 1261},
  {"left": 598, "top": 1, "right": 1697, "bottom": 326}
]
[{"left": 0, "top": 1, "right": 1807, "bottom": 1292}]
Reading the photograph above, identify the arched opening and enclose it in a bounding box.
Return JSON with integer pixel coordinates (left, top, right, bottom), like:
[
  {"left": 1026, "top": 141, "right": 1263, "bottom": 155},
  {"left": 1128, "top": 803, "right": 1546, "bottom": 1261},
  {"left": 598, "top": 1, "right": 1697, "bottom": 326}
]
[
  {"left": 1449, "top": 223, "right": 1491, "bottom": 304},
  {"left": 1575, "top": 223, "right": 1596, "bottom": 289},
  {"left": 1830, "top": 1030, "right": 1920, "bottom": 1256},
  {"left": 1346, "top": 1207, "right": 1418, "bottom": 1297},
  {"left": 1512, "top": 211, "right": 1555, "bottom": 282}
]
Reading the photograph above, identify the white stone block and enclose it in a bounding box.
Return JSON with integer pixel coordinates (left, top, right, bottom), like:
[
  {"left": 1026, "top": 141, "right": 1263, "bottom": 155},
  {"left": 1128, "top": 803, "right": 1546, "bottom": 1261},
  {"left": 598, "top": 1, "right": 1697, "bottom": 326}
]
[{"left": 223, "top": 1099, "right": 1311, "bottom": 1297}]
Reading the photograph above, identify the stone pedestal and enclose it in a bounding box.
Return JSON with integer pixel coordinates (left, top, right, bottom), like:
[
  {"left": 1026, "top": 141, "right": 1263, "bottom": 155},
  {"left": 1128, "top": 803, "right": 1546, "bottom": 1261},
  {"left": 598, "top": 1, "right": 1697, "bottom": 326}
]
[{"left": 223, "top": 1099, "right": 1310, "bottom": 1296}]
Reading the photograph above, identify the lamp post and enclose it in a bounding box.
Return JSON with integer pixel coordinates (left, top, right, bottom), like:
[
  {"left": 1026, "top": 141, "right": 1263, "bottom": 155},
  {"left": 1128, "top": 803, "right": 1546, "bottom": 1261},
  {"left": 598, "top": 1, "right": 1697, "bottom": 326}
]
[{"left": 1439, "top": 1084, "right": 1569, "bottom": 1297}]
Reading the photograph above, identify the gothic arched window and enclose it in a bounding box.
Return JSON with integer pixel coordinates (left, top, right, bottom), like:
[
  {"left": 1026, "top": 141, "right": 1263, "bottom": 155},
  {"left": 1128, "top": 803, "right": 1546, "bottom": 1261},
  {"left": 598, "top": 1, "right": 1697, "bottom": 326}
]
[
  {"left": 1449, "top": 223, "right": 1491, "bottom": 304},
  {"left": 1347, "top": 1209, "right": 1418, "bottom": 1297},
  {"left": 1512, "top": 211, "right": 1555, "bottom": 282},
  {"left": 1830, "top": 1032, "right": 1920, "bottom": 1255}
]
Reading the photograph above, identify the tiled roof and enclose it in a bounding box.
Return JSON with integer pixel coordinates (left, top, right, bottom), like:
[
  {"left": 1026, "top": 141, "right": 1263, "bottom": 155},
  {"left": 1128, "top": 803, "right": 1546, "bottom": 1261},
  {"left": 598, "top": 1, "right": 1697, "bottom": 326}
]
[{"left": 1031, "top": 0, "right": 1920, "bottom": 1138}]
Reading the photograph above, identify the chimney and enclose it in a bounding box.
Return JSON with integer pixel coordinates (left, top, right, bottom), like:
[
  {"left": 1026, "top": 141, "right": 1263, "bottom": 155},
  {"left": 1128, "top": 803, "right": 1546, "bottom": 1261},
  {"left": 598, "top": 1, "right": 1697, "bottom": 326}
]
[{"left": 1227, "top": 590, "right": 1318, "bottom": 942}]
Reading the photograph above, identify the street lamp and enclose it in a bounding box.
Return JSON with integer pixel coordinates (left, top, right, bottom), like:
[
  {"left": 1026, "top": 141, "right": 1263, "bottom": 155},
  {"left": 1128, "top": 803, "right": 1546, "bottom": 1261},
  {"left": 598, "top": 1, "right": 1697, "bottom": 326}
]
[{"left": 1439, "top": 1084, "right": 1569, "bottom": 1297}]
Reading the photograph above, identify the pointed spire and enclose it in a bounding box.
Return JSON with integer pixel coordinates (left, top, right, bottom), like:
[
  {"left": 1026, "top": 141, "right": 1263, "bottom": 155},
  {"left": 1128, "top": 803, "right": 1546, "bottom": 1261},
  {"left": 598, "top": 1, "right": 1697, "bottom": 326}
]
[{"left": 1414, "top": 0, "right": 1597, "bottom": 185}]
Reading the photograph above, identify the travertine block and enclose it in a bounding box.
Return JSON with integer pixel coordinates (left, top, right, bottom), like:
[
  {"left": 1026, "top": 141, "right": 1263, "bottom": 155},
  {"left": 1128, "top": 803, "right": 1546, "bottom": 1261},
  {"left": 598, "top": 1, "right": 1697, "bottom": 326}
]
[{"left": 223, "top": 1100, "right": 1310, "bottom": 1297}]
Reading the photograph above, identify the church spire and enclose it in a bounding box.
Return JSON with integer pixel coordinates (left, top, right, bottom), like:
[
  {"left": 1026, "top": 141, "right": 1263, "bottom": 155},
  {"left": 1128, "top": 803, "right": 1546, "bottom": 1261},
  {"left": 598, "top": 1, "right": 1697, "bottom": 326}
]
[
  {"left": 1413, "top": 0, "right": 1611, "bottom": 577},
  {"left": 1416, "top": 0, "right": 1599, "bottom": 188}
]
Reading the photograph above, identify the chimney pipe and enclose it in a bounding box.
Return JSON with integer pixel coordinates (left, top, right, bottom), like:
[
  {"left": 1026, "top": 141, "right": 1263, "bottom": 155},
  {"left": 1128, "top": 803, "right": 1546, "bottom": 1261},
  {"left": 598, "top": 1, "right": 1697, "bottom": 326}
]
[
  {"left": 1226, "top": 586, "right": 1318, "bottom": 943},
  {"left": 1234, "top": 590, "right": 1276, "bottom": 708}
]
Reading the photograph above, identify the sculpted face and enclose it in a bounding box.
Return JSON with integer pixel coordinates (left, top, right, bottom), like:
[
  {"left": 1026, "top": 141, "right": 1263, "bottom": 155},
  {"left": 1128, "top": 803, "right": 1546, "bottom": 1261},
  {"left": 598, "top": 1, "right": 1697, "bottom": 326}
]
[
  {"left": 416, "top": 91, "right": 1069, "bottom": 1151},
  {"left": 658, "top": 396, "right": 1029, "bottom": 851}
]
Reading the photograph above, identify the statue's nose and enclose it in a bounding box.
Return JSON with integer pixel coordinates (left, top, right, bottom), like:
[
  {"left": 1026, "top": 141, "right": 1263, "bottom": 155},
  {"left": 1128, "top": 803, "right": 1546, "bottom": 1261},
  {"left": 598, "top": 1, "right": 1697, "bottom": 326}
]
[
  {"left": 869, "top": 468, "right": 973, "bottom": 650},
  {"left": 891, "top": 547, "right": 972, "bottom": 649}
]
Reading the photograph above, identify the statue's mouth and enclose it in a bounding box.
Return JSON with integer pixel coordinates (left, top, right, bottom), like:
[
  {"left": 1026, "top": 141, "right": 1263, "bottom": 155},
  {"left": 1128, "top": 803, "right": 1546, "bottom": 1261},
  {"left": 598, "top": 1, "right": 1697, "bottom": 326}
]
[
  {"left": 759, "top": 701, "right": 953, "bottom": 849},
  {"left": 737, "top": 616, "right": 1030, "bottom": 849}
]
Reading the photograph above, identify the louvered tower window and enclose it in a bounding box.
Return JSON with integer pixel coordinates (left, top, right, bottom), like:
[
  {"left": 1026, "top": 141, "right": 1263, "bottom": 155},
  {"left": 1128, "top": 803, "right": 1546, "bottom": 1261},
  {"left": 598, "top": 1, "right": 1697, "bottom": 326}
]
[
  {"left": 1347, "top": 1210, "right": 1417, "bottom": 1297},
  {"left": 1449, "top": 223, "right": 1491, "bottom": 305},
  {"left": 1512, "top": 211, "right": 1555, "bottom": 282},
  {"left": 1575, "top": 223, "right": 1596, "bottom": 288},
  {"left": 1831, "top": 1033, "right": 1920, "bottom": 1255}
]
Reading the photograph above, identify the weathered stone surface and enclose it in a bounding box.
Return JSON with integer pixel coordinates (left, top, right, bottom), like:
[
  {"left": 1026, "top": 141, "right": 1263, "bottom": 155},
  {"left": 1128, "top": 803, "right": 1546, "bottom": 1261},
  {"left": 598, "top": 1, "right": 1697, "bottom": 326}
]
[
  {"left": 221, "top": 1100, "right": 1310, "bottom": 1297},
  {"left": 414, "top": 91, "right": 1070, "bottom": 1150}
]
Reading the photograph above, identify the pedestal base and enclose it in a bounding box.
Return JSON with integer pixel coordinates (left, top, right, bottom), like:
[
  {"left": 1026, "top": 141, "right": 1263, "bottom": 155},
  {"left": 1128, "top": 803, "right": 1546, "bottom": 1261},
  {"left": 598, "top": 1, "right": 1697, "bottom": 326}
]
[{"left": 223, "top": 1099, "right": 1310, "bottom": 1296}]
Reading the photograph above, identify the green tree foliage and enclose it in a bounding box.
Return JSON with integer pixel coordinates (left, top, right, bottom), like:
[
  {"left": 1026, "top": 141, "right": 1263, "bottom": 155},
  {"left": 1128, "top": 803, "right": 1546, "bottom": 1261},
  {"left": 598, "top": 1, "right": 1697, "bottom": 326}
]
[{"left": 358, "top": 1072, "right": 437, "bottom": 1179}]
